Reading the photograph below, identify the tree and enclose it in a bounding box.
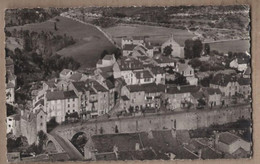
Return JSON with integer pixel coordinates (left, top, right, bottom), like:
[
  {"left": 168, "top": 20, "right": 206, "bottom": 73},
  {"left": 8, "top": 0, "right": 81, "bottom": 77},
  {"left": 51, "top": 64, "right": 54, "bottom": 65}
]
[
  {"left": 163, "top": 45, "right": 173, "bottom": 56},
  {"left": 193, "top": 39, "right": 203, "bottom": 58},
  {"left": 204, "top": 43, "right": 210, "bottom": 55},
  {"left": 188, "top": 58, "right": 202, "bottom": 69},
  {"left": 184, "top": 39, "right": 194, "bottom": 59},
  {"left": 100, "top": 50, "right": 108, "bottom": 59}
]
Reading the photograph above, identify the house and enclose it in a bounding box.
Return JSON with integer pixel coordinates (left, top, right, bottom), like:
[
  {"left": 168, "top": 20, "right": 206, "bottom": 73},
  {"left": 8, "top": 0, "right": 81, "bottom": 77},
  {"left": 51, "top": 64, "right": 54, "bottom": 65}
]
[
  {"left": 6, "top": 70, "right": 16, "bottom": 104},
  {"left": 20, "top": 108, "right": 47, "bottom": 145},
  {"left": 44, "top": 90, "right": 79, "bottom": 123},
  {"left": 122, "top": 44, "right": 137, "bottom": 56},
  {"left": 59, "top": 69, "right": 74, "bottom": 79},
  {"left": 154, "top": 56, "right": 176, "bottom": 68},
  {"left": 174, "top": 63, "right": 194, "bottom": 77},
  {"left": 163, "top": 85, "right": 200, "bottom": 111},
  {"left": 84, "top": 132, "right": 146, "bottom": 160},
  {"left": 120, "top": 95, "right": 130, "bottom": 112},
  {"left": 68, "top": 72, "right": 89, "bottom": 82},
  {"left": 113, "top": 57, "right": 144, "bottom": 85},
  {"left": 237, "top": 78, "right": 251, "bottom": 99},
  {"left": 96, "top": 54, "right": 116, "bottom": 68},
  {"left": 161, "top": 35, "right": 184, "bottom": 58},
  {"left": 142, "top": 83, "right": 165, "bottom": 110},
  {"left": 122, "top": 85, "right": 145, "bottom": 111},
  {"left": 133, "top": 69, "right": 155, "bottom": 85},
  {"left": 150, "top": 66, "right": 166, "bottom": 84},
  {"left": 243, "top": 67, "right": 251, "bottom": 78},
  {"left": 229, "top": 58, "right": 249, "bottom": 72},
  {"left": 6, "top": 114, "right": 21, "bottom": 136},
  {"left": 192, "top": 87, "right": 222, "bottom": 107},
  {"left": 215, "top": 132, "right": 251, "bottom": 155},
  {"left": 210, "top": 74, "right": 240, "bottom": 97},
  {"left": 104, "top": 79, "right": 116, "bottom": 111}
]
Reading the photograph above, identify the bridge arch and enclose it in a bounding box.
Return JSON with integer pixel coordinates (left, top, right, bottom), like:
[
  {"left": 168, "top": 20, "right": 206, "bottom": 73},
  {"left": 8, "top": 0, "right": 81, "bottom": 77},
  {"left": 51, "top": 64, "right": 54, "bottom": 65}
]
[{"left": 70, "top": 131, "right": 89, "bottom": 156}]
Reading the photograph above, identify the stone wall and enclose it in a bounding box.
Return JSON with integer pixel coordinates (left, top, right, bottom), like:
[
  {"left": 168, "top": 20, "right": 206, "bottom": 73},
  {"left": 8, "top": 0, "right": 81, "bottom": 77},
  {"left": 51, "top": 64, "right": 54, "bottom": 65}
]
[{"left": 57, "top": 105, "right": 251, "bottom": 141}]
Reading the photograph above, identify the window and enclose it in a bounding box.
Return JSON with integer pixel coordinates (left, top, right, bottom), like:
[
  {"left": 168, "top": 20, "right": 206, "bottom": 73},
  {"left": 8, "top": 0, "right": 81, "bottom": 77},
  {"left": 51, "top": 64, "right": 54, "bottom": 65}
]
[
  {"left": 73, "top": 110, "right": 75, "bottom": 112},
  {"left": 68, "top": 110, "right": 70, "bottom": 113},
  {"left": 68, "top": 104, "right": 70, "bottom": 108},
  {"left": 73, "top": 98, "right": 75, "bottom": 102},
  {"left": 68, "top": 99, "right": 70, "bottom": 102},
  {"left": 73, "top": 104, "right": 75, "bottom": 107},
  {"left": 40, "top": 123, "right": 43, "bottom": 126},
  {"left": 40, "top": 116, "right": 43, "bottom": 119},
  {"left": 9, "top": 125, "right": 11, "bottom": 127}
]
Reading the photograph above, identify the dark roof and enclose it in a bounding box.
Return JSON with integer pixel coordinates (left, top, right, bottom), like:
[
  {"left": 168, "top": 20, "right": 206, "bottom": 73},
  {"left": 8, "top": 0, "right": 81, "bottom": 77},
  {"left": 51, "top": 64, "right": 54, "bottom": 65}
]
[
  {"left": 35, "top": 99, "right": 44, "bottom": 107},
  {"left": 166, "top": 85, "right": 200, "bottom": 94},
  {"left": 134, "top": 70, "right": 153, "bottom": 79},
  {"left": 132, "top": 36, "right": 145, "bottom": 40},
  {"left": 151, "top": 66, "right": 165, "bottom": 75},
  {"left": 201, "top": 147, "right": 222, "bottom": 159},
  {"left": 118, "top": 149, "right": 158, "bottom": 160},
  {"left": 210, "top": 74, "right": 237, "bottom": 86},
  {"left": 237, "top": 78, "right": 251, "bottom": 86},
  {"left": 204, "top": 87, "right": 222, "bottom": 95},
  {"left": 91, "top": 133, "right": 144, "bottom": 153},
  {"left": 99, "top": 65, "right": 114, "bottom": 73},
  {"left": 123, "top": 44, "right": 137, "bottom": 51},
  {"left": 118, "top": 57, "right": 144, "bottom": 71},
  {"left": 237, "top": 58, "right": 249, "bottom": 64},
  {"left": 60, "top": 69, "right": 72, "bottom": 76},
  {"left": 9, "top": 114, "right": 21, "bottom": 121},
  {"left": 244, "top": 67, "right": 251, "bottom": 75},
  {"left": 92, "top": 81, "right": 108, "bottom": 92},
  {"left": 176, "top": 130, "right": 191, "bottom": 144},
  {"left": 154, "top": 56, "right": 175, "bottom": 64},
  {"left": 105, "top": 79, "right": 115, "bottom": 89},
  {"left": 45, "top": 80, "right": 56, "bottom": 88},
  {"left": 121, "top": 95, "right": 130, "bottom": 101},
  {"left": 72, "top": 81, "right": 89, "bottom": 93},
  {"left": 127, "top": 83, "right": 165, "bottom": 93},
  {"left": 5, "top": 57, "right": 14, "bottom": 66},
  {"left": 218, "top": 132, "right": 240, "bottom": 145},
  {"left": 69, "top": 72, "right": 83, "bottom": 81},
  {"left": 46, "top": 90, "right": 77, "bottom": 101},
  {"left": 103, "top": 54, "right": 114, "bottom": 60}
]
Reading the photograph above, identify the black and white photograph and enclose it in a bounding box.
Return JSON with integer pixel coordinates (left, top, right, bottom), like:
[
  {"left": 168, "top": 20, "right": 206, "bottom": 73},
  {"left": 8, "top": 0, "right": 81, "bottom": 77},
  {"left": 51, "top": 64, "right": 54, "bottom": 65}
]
[{"left": 4, "top": 6, "right": 252, "bottom": 162}]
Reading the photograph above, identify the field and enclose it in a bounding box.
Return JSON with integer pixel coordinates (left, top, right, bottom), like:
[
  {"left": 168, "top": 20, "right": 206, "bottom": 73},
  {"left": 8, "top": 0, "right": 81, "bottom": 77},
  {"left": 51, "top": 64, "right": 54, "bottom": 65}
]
[
  {"left": 209, "top": 39, "right": 250, "bottom": 54},
  {"left": 6, "top": 16, "right": 116, "bottom": 68},
  {"left": 104, "top": 24, "right": 196, "bottom": 47}
]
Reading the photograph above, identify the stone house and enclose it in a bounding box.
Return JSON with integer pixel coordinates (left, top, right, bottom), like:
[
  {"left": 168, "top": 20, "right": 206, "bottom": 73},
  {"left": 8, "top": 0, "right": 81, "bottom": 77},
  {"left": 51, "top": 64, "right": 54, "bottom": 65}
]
[
  {"left": 6, "top": 114, "right": 21, "bottom": 136},
  {"left": 59, "top": 69, "right": 74, "bottom": 80},
  {"left": 96, "top": 54, "right": 116, "bottom": 68},
  {"left": 229, "top": 58, "right": 249, "bottom": 72},
  {"left": 133, "top": 69, "right": 155, "bottom": 85},
  {"left": 44, "top": 90, "right": 79, "bottom": 123},
  {"left": 150, "top": 66, "right": 166, "bottom": 84},
  {"left": 113, "top": 57, "right": 144, "bottom": 85},
  {"left": 237, "top": 78, "right": 251, "bottom": 99},
  {"left": 210, "top": 74, "right": 240, "bottom": 97},
  {"left": 163, "top": 85, "right": 200, "bottom": 111},
  {"left": 161, "top": 35, "right": 184, "bottom": 58},
  {"left": 154, "top": 56, "right": 176, "bottom": 68},
  {"left": 215, "top": 132, "right": 251, "bottom": 155}
]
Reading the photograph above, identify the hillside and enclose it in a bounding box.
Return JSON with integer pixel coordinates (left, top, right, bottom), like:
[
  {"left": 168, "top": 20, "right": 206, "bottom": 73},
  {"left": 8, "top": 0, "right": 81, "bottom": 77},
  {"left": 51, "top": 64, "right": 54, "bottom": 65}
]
[{"left": 6, "top": 16, "right": 117, "bottom": 68}]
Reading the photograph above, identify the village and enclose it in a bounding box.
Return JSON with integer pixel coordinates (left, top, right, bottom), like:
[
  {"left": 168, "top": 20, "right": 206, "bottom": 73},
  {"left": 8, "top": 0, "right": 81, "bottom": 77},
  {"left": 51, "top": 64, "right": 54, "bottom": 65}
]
[
  {"left": 5, "top": 7, "right": 252, "bottom": 162},
  {"left": 6, "top": 33, "right": 252, "bottom": 161}
]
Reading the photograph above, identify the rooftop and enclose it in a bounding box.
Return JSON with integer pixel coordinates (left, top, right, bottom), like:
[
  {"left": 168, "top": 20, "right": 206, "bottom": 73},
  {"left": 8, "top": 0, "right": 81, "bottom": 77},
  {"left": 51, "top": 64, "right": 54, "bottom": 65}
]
[
  {"left": 46, "top": 90, "right": 78, "bottom": 101},
  {"left": 218, "top": 132, "right": 240, "bottom": 145}
]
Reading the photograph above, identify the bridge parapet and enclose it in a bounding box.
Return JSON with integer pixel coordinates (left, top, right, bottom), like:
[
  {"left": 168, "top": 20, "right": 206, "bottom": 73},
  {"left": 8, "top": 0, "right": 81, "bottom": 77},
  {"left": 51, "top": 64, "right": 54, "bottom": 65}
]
[{"left": 46, "top": 133, "right": 65, "bottom": 153}]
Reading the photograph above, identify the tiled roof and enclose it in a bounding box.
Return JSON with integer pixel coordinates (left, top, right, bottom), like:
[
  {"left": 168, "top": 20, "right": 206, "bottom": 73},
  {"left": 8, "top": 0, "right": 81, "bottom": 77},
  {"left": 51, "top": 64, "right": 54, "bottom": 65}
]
[
  {"left": 46, "top": 90, "right": 77, "bottom": 101},
  {"left": 123, "top": 44, "right": 137, "bottom": 51},
  {"left": 35, "top": 99, "right": 44, "bottom": 107},
  {"left": 237, "top": 78, "right": 251, "bottom": 86},
  {"left": 118, "top": 57, "right": 144, "bottom": 71},
  {"left": 118, "top": 149, "right": 158, "bottom": 160},
  {"left": 151, "top": 66, "right": 165, "bottom": 75},
  {"left": 166, "top": 85, "right": 200, "bottom": 94},
  {"left": 99, "top": 65, "right": 114, "bottom": 73},
  {"left": 218, "top": 132, "right": 240, "bottom": 145},
  {"left": 91, "top": 133, "right": 144, "bottom": 153},
  {"left": 5, "top": 57, "right": 14, "bottom": 65},
  {"left": 201, "top": 147, "right": 222, "bottom": 159},
  {"left": 91, "top": 81, "right": 108, "bottom": 92},
  {"left": 121, "top": 95, "right": 130, "bottom": 101},
  {"left": 105, "top": 79, "right": 115, "bottom": 89},
  {"left": 210, "top": 74, "right": 237, "bottom": 86},
  {"left": 69, "top": 72, "right": 83, "bottom": 81},
  {"left": 127, "top": 83, "right": 165, "bottom": 93},
  {"left": 60, "top": 69, "right": 72, "bottom": 76},
  {"left": 103, "top": 54, "right": 114, "bottom": 60},
  {"left": 244, "top": 67, "right": 251, "bottom": 75},
  {"left": 204, "top": 87, "right": 222, "bottom": 95},
  {"left": 6, "top": 82, "right": 15, "bottom": 89},
  {"left": 72, "top": 81, "right": 89, "bottom": 92},
  {"left": 176, "top": 63, "right": 191, "bottom": 72},
  {"left": 134, "top": 70, "right": 154, "bottom": 79},
  {"left": 154, "top": 56, "right": 175, "bottom": 64}
]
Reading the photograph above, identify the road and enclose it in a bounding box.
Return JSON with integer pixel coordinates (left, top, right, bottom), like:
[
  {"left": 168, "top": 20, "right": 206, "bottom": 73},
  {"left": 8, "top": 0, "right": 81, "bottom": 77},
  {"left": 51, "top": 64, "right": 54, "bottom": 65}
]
[{"left": 50, "top": 131, "right": 84, "bottom": 161}]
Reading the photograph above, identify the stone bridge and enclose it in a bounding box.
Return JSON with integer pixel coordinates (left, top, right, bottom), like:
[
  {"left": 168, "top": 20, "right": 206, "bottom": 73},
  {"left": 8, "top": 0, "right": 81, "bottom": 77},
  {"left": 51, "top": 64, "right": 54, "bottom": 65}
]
[{"left": 55, "top": 104, "right": 251, "bottom": 142}]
